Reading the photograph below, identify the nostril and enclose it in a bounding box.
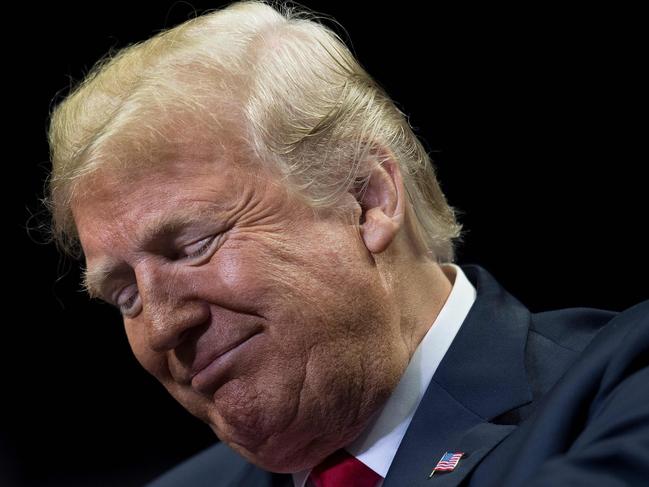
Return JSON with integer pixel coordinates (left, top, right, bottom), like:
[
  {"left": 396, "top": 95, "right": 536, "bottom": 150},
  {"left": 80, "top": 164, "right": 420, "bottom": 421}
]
[{"left": 176, "top": 322, "right": 207, "bottom": 347}]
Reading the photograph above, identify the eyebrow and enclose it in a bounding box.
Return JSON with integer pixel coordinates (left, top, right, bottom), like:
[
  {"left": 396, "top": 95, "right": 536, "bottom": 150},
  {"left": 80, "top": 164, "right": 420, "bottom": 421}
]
[
  {"left": 82, "top": 205, "right": 223, "bottom": 301},
  {"left": 82, "top": 257, "right": 123, "bottom": 300}
]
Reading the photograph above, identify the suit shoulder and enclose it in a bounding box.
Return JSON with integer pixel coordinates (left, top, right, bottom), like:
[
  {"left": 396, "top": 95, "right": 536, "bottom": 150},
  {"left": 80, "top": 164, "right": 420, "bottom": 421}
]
[
  {"left": 495, "top": 301, "right": 649, "bottom": 486},
  {"left": 146, "top": 442, "right": 250, "bottom": 487},
  {"left": 611, "top": 299, "right": 649, "bottom": 327},
  {"left": 530, "top": 305, "right": 619, "bottom": 352},
  {"left": 530, "top": 300, "right": 648, "bottom": 403},
  {"left": 587, "top": 299, "right": 649, "bottom": 381}
]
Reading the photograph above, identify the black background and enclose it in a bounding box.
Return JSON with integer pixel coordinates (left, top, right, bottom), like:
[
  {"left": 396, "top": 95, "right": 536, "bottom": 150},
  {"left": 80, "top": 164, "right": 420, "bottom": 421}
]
[{"left": 8, "top": 1, "right": 647, "bottom": 486}]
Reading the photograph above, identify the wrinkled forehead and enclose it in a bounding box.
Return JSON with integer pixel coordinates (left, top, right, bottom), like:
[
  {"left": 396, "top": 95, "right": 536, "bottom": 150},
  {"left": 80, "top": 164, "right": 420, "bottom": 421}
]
[
  {"left": 72, "top": 129, "right": 264, "bottom": 204},
  {"left": 71, "top": 150, "right": 251, "bottom": 262},
  {"left": 69, "top": 136, "right": 293, "bottom": 238}
]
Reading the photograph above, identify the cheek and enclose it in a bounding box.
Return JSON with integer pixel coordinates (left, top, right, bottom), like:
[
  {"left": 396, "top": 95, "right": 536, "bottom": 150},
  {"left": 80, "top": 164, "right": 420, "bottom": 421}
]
[{"left": 196, "top": 235, "right": 309, "bottom": 312}]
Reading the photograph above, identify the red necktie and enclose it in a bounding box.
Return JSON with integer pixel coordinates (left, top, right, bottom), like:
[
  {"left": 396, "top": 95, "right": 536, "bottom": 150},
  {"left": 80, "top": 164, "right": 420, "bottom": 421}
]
[{"left": 308, "top": 449, "right": 383, "bottom": 487}]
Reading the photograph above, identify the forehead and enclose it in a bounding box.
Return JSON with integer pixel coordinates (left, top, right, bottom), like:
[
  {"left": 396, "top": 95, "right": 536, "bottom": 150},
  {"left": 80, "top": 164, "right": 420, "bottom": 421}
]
[
  {"left": 75, "top": 150, "right": 253, "bottom": 238},
  {"left": 74, "top": 135, "right": 259, "bottom": 216}
]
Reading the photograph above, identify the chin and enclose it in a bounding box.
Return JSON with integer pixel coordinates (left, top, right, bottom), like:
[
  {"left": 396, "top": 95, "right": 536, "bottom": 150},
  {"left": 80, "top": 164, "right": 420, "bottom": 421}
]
[
  {"left": 205, "top": 410, "right": 334, "bottom": 473},
  {"left": 245, "top": 450, "right": 314, "bottom": 474},
  {"left": 213, "top": 412, "right": 373, "bottom": 474},
  {"left": 206, "top": 424, "right": 301, "bottom": 472},
  {"left": 224, "top": 435, "right": 334, "bottom": 474}
]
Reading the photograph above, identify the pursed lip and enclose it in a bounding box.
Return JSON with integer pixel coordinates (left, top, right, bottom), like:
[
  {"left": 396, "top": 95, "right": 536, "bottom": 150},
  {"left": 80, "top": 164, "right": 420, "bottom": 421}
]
[{"left": 189, "top": 329, "right": 262, "bottom": 394}]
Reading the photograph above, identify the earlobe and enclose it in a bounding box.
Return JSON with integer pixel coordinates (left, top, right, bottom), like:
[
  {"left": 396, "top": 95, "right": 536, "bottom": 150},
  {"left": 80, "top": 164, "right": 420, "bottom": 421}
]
[
  {"left": 355, "top": 148, "right": 405, "bottom": 254},
  {"left": 361, "top": 207, "right": 402, "bottom": 253}
]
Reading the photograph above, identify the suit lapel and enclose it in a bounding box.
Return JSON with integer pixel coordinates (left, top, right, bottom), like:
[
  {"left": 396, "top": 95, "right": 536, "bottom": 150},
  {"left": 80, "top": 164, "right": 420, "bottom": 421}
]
[
  {"left": 383, "top": 265, "right": 533, "bottom": 487},
  {"left": 428, "top": 422, "right": 516, "bottom": 487}
]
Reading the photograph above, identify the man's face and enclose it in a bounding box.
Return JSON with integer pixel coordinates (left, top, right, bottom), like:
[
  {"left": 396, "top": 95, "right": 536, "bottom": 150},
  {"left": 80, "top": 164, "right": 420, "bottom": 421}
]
[{"left": 72, "top": 141, "right": 411, "bottom": 472}]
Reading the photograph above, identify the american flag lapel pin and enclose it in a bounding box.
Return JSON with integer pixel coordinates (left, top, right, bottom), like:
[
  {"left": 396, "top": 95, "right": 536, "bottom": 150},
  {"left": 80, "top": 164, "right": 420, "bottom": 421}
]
[{"left": 428, "top": 451, "right": 465, "bottom": 478}]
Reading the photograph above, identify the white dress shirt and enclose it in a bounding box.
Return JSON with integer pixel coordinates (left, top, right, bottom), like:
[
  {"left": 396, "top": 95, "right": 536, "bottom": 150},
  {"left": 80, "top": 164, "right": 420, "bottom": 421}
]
[{"left": 292, "top": 263, "right": 477, "bottom": 487}]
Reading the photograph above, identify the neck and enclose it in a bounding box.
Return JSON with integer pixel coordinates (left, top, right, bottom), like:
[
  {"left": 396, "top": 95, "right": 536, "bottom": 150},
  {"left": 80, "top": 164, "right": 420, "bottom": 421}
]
[
  {"left": 375, "top": 228, "right": 454, "bottom": 361},
  {"left": 398, "top": 258, "right": 454, "bottom": 359}
]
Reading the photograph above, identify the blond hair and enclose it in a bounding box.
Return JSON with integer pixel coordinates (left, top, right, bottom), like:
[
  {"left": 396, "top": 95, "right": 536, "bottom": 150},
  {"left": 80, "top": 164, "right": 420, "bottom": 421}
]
[{"left": 45, "top": 0, "right": 464, "bottom": 261}]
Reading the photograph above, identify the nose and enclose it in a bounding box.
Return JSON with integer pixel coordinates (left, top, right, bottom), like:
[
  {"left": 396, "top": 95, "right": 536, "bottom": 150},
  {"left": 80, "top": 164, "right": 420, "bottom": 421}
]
[{"left": 135, "top": 260, "right": 210, "bottom": 352}]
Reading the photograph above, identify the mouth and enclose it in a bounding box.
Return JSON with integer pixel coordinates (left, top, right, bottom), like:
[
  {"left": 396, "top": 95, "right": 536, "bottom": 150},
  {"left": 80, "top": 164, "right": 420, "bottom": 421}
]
[{"left": 190, "top": 330, "right": 262, "bottom": 395}]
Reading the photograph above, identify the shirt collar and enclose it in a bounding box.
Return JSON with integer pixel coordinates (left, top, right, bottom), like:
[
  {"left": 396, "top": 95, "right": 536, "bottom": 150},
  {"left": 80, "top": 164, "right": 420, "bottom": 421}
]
[{"left": 292, "top": 263, "right": 477, "bottom": 487}]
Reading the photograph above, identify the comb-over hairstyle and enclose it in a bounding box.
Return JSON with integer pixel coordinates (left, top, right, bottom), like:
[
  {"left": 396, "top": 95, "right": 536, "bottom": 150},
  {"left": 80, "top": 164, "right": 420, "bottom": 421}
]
[{"left": 46, "top": 0, "right": 464, "bottom": 261}]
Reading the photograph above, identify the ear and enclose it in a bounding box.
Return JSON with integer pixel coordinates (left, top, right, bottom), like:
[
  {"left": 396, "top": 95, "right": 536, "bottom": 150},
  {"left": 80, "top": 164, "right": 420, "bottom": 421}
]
[{"left": 354, "top": 148, "right": 405, "bottom": 254}]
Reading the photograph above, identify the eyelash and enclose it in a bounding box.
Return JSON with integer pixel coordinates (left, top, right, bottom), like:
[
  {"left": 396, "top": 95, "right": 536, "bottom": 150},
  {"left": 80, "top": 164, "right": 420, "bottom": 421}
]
[
  {"left": 119, "top": 292, "right": 138, "bottom": 315},
  {"left": 113, "top": 282, "right": 139, "bottom": 316},
  {"left": 115, "top": 235, "right": 218, "bottom": 316},
  {"left": 184, "top": 235, "right": 217, "bottom": 259}
]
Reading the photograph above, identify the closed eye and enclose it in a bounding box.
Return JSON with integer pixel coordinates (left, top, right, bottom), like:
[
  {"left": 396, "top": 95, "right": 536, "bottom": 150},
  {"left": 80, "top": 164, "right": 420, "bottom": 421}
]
[
  {"left": 116, "top": 284, "right": 140, "bottom": 317},
  {"left": 183, "top": 235, "right": 218, "bottom": 260}
]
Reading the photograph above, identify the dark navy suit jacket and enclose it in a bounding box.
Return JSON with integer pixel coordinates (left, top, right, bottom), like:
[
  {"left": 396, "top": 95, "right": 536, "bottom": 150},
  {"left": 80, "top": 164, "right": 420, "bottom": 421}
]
[{"left": 148, "top": 264, "right": 649, "bottom": 486}]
